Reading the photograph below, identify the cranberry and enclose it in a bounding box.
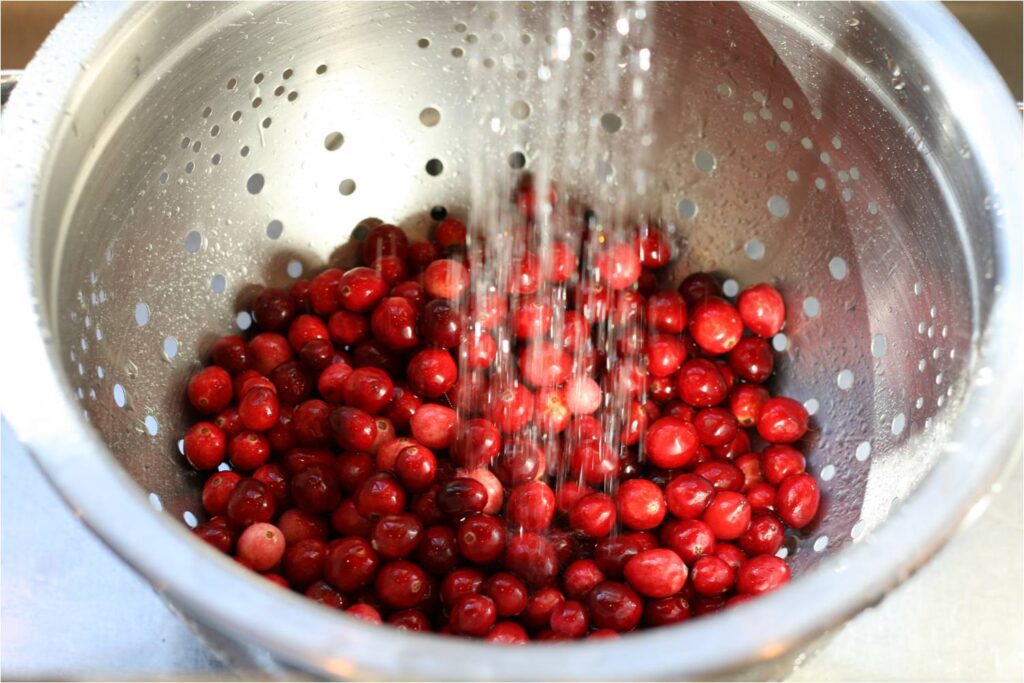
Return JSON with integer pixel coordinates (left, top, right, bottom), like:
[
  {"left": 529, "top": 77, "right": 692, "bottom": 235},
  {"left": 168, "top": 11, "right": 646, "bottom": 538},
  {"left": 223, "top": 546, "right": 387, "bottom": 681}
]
[
  {"left": 511, "top": 298, "right": 553, "bottom": 339},
  {"left": 747, "top": 482, "right": 777, "bottom": 512},
  {"left": 383, "top": 383, "right": 422, "bottom": 431},
  {"left": 437, "top": 477, "right": 488, "bottom": 519},
  {"left": 690, "top": 555, "right": 735, "bottom": 596},
  {"left": 595, "top": 242, "right": 642, "bottom": 290},
  {"left": 505, "top": 531, "right": 558, "bottom": 588},
  {"left": 452, "top": 515, "right": 504, "bottom": 564},
  {"left": 347, "top": 603, "right": 382, "bottom": 623},
  {"left": 661, "top": 520, "right": 716, "bottom": 564},
  {"left": 282, "top": 538, "right": 327, "bottom": 588},
  {"left": 588, "top": 581, "right": 643, "bottom": 632},
  {"left": 352, "top": 339, "right": 404, "bottom": 376},
  {"left": 737, "top": 283, "right": 785, "bottom": 338},
  {"left": 702, "top": 491, "right": 752, "bottom": 540},
  {"left": 644, "top": 596, "right": 691, "bottom": 626},
  {"left": 202, "top": 471, "right": 241, "bottom": 516},
  {"left": 644, "top": 291, "right": 685, "bottom": 336},
  {"left": 592, "top": 532, "right": 654, "bottom": 579},
  {"left": 549, "top": 600, "right": 589, "bottom": 639},
  {"left": 737, "top": 554, "right": 791, "bottom": 595},
  {"left": 481, "top": 572, "right": 528, "bottom": 617},
  {"left": 431, "top": 217, "right": 465, "bottom": 248},
  {"left": 376, "top": 561, "right": 429, "bottom": 609},
  {"left": 693, "top": 460, "right": 745, "bottom": 492},
  {"left": 624, "top": 548, "right": 688, "bottom": 598},
  {"left": 252, "top": 463, "right": 289, "bottom": 506},
  {"left": 193, "top": 517, "right": 235, "bottom": 553},
  {"left": 560, "top": 310, "right": 591, "bottom": 351},
  {"left": 688, "top": 297, "right": 743, "bottom": 355},
  {"left": 736, "top": 453, "right": 764, "bottom": 491},
  {"left": 636, "top": 225, "right": 671, "bottom": 269},
  {"left": 327, "top": 311, "right": 369, "bottom": 348},
  {"left": 228, "top": 432, "right": 270, "bottom": 471},
  {"left": 338, "top": 367, "right": 393, "bottom": 414},
  {"left": 676, "top": 359, "right": 728, "bottom": 407},
  {"left": 236, "top": 523, "right": 286, "bottom": 571},
  {"left": 730, "top": 384, "right": 770, "bottom": 427},
  {"left": 713, "top": 542, "right": 748, "bottom": 572},
  {"left": 252, "top": 288, "right": 297, "bottom": 331},
  {"left": 407, "top": 348, "right": 458, "bottom": 398},
  {"left": 492, "top": 440, "right": 546, "bottom": 487},
  {"left": 288, "top": 464, "right": 339, "bottom": 514},
  {"left": 214, "top": 407, "right": 243, "bottom": 437},
  {"left": 441, "top": 567, "right": 485, "bottom": 607},
  {"left": 248, "top": 333, "right": 294, "bottom": 376},
  {"left": 569, "top": 441, "right": 620, "bottom": 486},
  {"left": 211, "top": 335, "right": 250, "bottom": 373},
  {"left": 644, "top": 417, "right": 699, "bottom": 469},
  {"left": 712, "top": 430, "right": 751, "bottom": 461},
  {"left": 728, "top": 337, "right": 773, "bottom": 384},
  {"left": 423, "top": 259, "right": 470, "bottom": 299},
  {"left": 301, "top": 580, "right": 346, "bottom": 610},
  {"left": 470, "top": 292, "right": 509, "bottom": 330},
  {"left": 522, "top": 587, "right": 565, "bottom": 631},
  {"left": 281, "top": 446, "right": 334, "bottom": 475},
  {"left": 678, "top": 272, "right": 722, "bottom": 305},
  {"left": 760, "top": 445, "right": 806, "bottom": 484},
  {"left": 757, "top": 397, "right": 809, "bottom": 443},
  {"left": 226, "top": 478, "right": 275, "bottom": 526},
  {"left": 372, "top": 256, "right": 410, "bottom": 284},
  {"left": 518, "top": 341, "right": 573, "bottom": 388},
  {"left": 775, "top": 473, "right": 820, "bottom": 529},
  {"left": 452, "top": 418, "right": 502, "bottom": 469},
  {"left": 562, "top": 560, "right": 603, "bottom": 600},
  {"left": 298, "top": 339, "right": 336, "bottom": 374},
  {"left": 235, "top": 388, "right": 277, "bottom": 433},
  {"left": 486, "top": 384, "right": 535, "bottom": 433},
  {"left": 509, "top": 251, "right": 541, "bottom": 295},
  {"left": 285, "top": 315, "right": 328, "bottom": 355},
  {"left": 324, "top": 537, "right": 378, "bottom": 592},
  {"left": 278, "top": 508, "right": 329, "bottom": 544},
  {"left": 353, "top": 472, "right": 405, "bottom": 520},
  {"left": 506, "top": 481, "right": 555, "bottom": 532},
  {"left": 370, "top": 297, "right": 420, "bottom": 351},
  {"left": 486, "top": 621, "right": 529, "bottom": 644},
  {"left": 371, "top": 513, "right": 423, "bottom": 559},
  {"left": 559, "top": 375, "right": 600, "bottom": 416},
  {"left": 408, "top": 241, "right": 441, "bottom": 273},
  {"left": 410, "top": 403, "right": 457, "bottom": 449},
  {"left": 394, "top": 445, "right": 437, "bottom": 492},
  {"left": 461, "top": 331, "right": 497, "bottom": 370},
  {"left": 184, "top": 422, "right": 227, "bottom": 469},
  {"left": 691, "top": 408, "right": 737, "bottom": 448},
  {"left": 449, "top": 594, "right": 497, "bottom": 636},
  {"left": 330, "top": 406, "right": 378, "bottom": 451},
  {"left": 289, "top": 280, "right": 313, "bottom": 313},
  {"left": 569, "top": 493, "right": 616, "bottom": 538},
  {"left": 415, "top": 525, "right": 459, "bottom": 575},
  {"left": 646, "top": 335, "right": 687, "bottom": 378},
  {"left": 363, "top": 224, "right": 409, "bottom": 264},
  {"left": 332, "top": 498, "right": 373, "bottom": 536},
  {"left": 543, "top": 241, "right": 579, "bottom": 282},
  {"left": 269, "top": 360, "right": 313, "bottom": 405},
  {"left": 188, "top": 366, "right": 233, "bottom": 414},
  {"left": 309, "top": 269, "right": 345, "bottom": 316},
  {"left": 614, "top": 479, "right": 665, "bottom": 530},
  {"left": 291, "top": 399, "right": 332, "bottom": 446},
  {"left": 739, "top": 513, "right": 786, "bottom": 556},
  {"left": 388, "top": 608, "right": 431, "bottom": 632}
]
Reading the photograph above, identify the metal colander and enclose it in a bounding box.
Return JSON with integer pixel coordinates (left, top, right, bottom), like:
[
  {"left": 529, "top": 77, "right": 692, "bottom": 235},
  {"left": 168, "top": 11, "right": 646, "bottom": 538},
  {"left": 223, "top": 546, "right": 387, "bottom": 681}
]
[{"left": 2, "top": 1, "right": 1021, "bottom": 679}]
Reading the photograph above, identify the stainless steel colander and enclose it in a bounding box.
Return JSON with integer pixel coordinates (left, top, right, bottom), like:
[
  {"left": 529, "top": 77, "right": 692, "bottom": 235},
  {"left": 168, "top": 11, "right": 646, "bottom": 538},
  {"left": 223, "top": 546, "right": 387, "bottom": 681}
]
[{"left": 2, "top": 1, "right": 1021, "bottom": 679}]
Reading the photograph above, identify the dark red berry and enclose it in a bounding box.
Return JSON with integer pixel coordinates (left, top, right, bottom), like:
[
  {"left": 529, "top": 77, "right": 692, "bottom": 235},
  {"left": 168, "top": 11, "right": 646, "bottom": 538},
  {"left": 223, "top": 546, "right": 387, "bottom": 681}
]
[
  {"left": 615, "top": 479, "right": 667, "bottom": 530},
  {"left": 775, "top": 473, "right": 820, "bottom": 529},
  {"left": 330, "top": 406, "right": 378, "bottom": 451},
  {"left": 757, "top": 397, "right": 809, "bottom": 443},
  {"left": 325, "top": 537, "right": 379, "bottom": 592},
  {"left": 291, "top": 464, "right": 341, "bottom": 514},
  {"left": 184, "top": 422, "right": 227, "bottom": 469},
  {"left": 376, "top": 560, "right": 429, "bottom": 609},
  {"left": 587, "top": 581, "right": 643, "bottom": 632},
  {"left": 738, "top": 283, "right": 785, "bottom": 338},
  {"left": 624, "top": 548, "right": 688, "bottom": 598},
  {"left": 737, "top": 554, "right": 791, "bottom": 595},
  {"left": 226, "top": 478, "right": 275, "bottom": 526},
  {"left": 253, "top": 288, "right": 297, "bottom": 331},
  {"left": 355, "top": 473, "right": 406, "bottom": 520},
  {"left": 188, "top": 366, "right": 233, "bottom": 414}
]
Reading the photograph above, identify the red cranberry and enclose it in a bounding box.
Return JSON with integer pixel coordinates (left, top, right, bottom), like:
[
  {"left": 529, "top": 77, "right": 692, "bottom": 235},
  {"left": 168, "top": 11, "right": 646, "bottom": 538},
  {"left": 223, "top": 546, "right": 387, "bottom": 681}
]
[
  {"left": 226, "top": 478, "right": 275, "bottom": 526},
  {"left": 712, "top": 430, "right": 751, "bottom": 461},
  {"left": 624, "top": 548, "right": 688, "bottom": 598},
  {"left": 484, "top": 572, "right": 529, "bottom": 617},
  {"left": 518, "top": 341, "right": 573, "bottom": 388},
  {"left": 214, "top": 407, "right": 243, "bottom": 437},
  {"left": 644, "top": 596, "right": 691, "bottom": 626},
  {"left": 309, "top": 269, "right": 344, "bottom": 316},
  {"left": 676, "top": 359, "right": 728, "bottom": 407},
  {"left": 423, "top": 259, "right": 470, "bottom": 299},
  {"left": 486, "top": 622, "right": 529, "bottom": 644},
  {"left": 460, "top": 330, "right": 497, "bottom": 370},
  {"left": 690, "top": 555, "right": 736, "bottom": 596},
  {"left": 595, "top": 242, "right": 642, "bottom": 290},
  {"left": 738, "top": 283, "right": 785, "bottom": 338},
  {"left": 370, "top": 297, "right": 420, "bottom": 351},
  {"left": 550, "top": 600, "right": 590, "bottom": 639},
  {"left": 337, "top": 267, "right": 388, "bottom": 313},
  {"left": 739, "top": 513, "right": 786, "bottom": 556},
  {"left": 372, "top": 256, "right": 410, "bottom": 285},
  {"left": 278, "top": 508, "right": 329, "bottom": 544},
  {"left": 383, "top": 383, "right": 422, "bottom": 432},
  {"left": 760, "top": 445, "right": 806, "bottom": 484},
  {"left": 407, "top": 348, "right": 458, "bottom": 398},
  {"left": 363, "top": 224, "right": 409, "bottom": 264},
  {"left": 511, "top": 298, "right": 553, "bottom": 339},
  {"left": 252, "top": 463, "right": 289, "bottom": 507},
  {"left": 644, "top": 417, "right": 699, "bottom": 469},
  {"left": 452, "top": 418, "right": 502, "bottom": 468},
  {"left": 615, "top": 479, "right": 666, "bottom": 530},
  {"left": 283, "top": 538, "right": 328, "bottom": 588},
  {"left": 287, "top": 314, "right": 329, "bottom": 354},
  {"left": 569, "top": 493, "right": 616, "bottom": 538},
  {"left": 455, "top": 514, "right": 505, "bottom": 564},
  {"left": 202, "top": 471, "right": 241, "bottom": 516},
  {"left": 737, "top": 554, "right": 791, "bottom": 595},
  {"left": 340, "top": 367, "right": 394, "bottom": 414},
  {"left": 408, "top": 241, "right": 441, "bottom": 273},
  {"left": 324, "top": 537, "right": 379, "bottom": 592},
  {"left": 388, "top": 608, "right": 431, "bottom": 632},
  {"left": 193, "top": 517, "right": 235, "bottom": 553},
  {"left": 757, "top": 397, "right": 809, "bottom": 443},
  {"left": 505, "top": 531, "right": 558, "bottom": 588},
  {"left": 688, "top": 297, "right": 743, "bottom": 355},
  {"left": 288, "top": 464, "right": 340, "bottom": 514},
  {"left": 305, "top": 581, "right": 347, "bottom": 610},
  {"left": 298, "top": 339, "right": 336, "bottom": 375},
  {"left": 664, "top": 474, "right": 714, "bottom": 519},
  {"left": 394, "top": 445, "right": 437, "bottom": 492},
  {"left": 543, "top": 241, "right": 579, "bottom": 282},
  {"left": 646, "top": 335, "right": 687, "bottom": 378},
  {"left": 332, "top": 451, "right": 372, "bottom": 493},
  {"left": 211, "top": 335, "right": 250, "bottom": 373},
  {"left": 693, "top": 460, "right": 745, "bottom": 492},
  {"left": 564, "top": 559, "right": 606, "bottom": 600},
  {"left": 433, "top": 217, "right": 467, "bottom": 248},
  {"left": 561, "top": 375, "right": 601, "bottom": 416},
  {"left": 661, "top": 520, "right": 716, "bottom": 564},
  {"left": 236, "top": 388, "right": 277, "bottom": 433},
  {"left": 702, "top": 491, "right": 752, "bottom": 540},
  {"left": 775, "top": 473, "right": 820, "bottom": 528},
  {"left": 437, "top": 477, "right": 488, "bottom": 519},
  {"left": 184, "top": 422, "right": 227, "bottom": 469},
  {"left": 504, "top": 481, "right": 554, "bottom": 532},
  {"left": 248, "top": 333, "right": 294, "bottom": 376},
  {"left": 678, "top": 272, "right": 722, "bottom": 306},
  {"left": 410, "top": 404, "right": 457, "bottom": 449},
  {"left": 371, "top": 513, "right": 423, "bottom": 559},
  {"left": 509, "top": 251, "right": 541, "bottom": 295},
  {"left": 692, "top": 407, "right": 738, "bottom": 447},
  {"left": 292, "top": 399, "right": 333, "bottom": 446},
  {"left": 593, "top": 532, "right": 656, "bottom": 578},
  {"left": 376, "top": 561, "right": 429, "bottom": 609},
  {"left": 486, "top": 384, "right": 535, "bottom": 433},
  {"left": 647, "top": 290, "right": 687, "bottom": 334},
  {"left": 415, "top": 525, "right": 459, "bottom": 575},
  {"left": 441, "top": 567, "right": 485, "bottom": 607},
  {"left": 492, "top": 440, "right": 546, "bottom": 487},
  {"left": 188, "top": 366, "right": 233, "bottom": 414},
  {"left": 236, "top": 523, "right": 285, "bottom": 571},
  {"left": 269, "top": 360, "right": 312, "bottom": 405},
  {"left": 355, "top": 472, "right": 406, "bottom": 520},
  {"left": 636, "top": 224, "right": 671, "bottom": 269},
  {"left": 522, "top": 587, "right": 565, "bottom": 631},
  {"left": 713, "top": 542, "right": 748, "bottom": 572},
  {"left": 328, "top": 310, "right": 370, "bottom": 346},
  {"left": 532, "top": 387, "right": 569, "bottom": 434},
  {"left": 587, "top": 581, "right": 643, "bottom": 632},
  {"left": 747, "top": 482, "right": 777, "bottom": 512},
  {"left": 730, "top": 384, "right": 770, "bottom": 427},
  {"left": 728, "top": 337, "right": 774, "bottom": 384},
  {"left": 332, "top": 498, "right": 373, "bottom": 537},
  {"left": 228, "top": 432, "right": 270, "bottom": 471},
  {"left": 420, "top": 298, "right": 466, "bottom": 348},
  {"left": 252, "top": 288, "right": 297, "bottom": 331},
  {"left": 449, "top": 594, "right": 497, "bottom": 636},
  {"left": 347, "top": 603, "right": 382, "bottom": 623},
  {"left": 281, "top": 446, "right": 334, "bottom": 474},
  {"left": 330, "top": 406, "right": 378, "bottom": 451}
]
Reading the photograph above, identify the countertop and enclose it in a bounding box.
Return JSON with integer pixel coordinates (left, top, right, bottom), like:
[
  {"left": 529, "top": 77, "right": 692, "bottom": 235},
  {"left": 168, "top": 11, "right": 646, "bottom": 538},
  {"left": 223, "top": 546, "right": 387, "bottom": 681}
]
[{"left": 2, "top": 419, "right": 1021, "bottom": 680}]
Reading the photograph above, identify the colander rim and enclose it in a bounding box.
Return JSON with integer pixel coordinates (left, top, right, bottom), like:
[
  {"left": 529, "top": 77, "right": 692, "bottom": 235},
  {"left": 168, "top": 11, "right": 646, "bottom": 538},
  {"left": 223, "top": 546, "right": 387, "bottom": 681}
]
[{"left": 1, "top": 1, "right": 1021, "bottom": 679}]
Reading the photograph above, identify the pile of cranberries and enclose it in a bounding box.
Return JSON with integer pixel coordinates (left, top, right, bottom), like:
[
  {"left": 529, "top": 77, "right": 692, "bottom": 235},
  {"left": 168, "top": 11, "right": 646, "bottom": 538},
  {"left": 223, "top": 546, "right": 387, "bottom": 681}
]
[{"left": 184, "top": 187, "right": 820, "bottom": 643}]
